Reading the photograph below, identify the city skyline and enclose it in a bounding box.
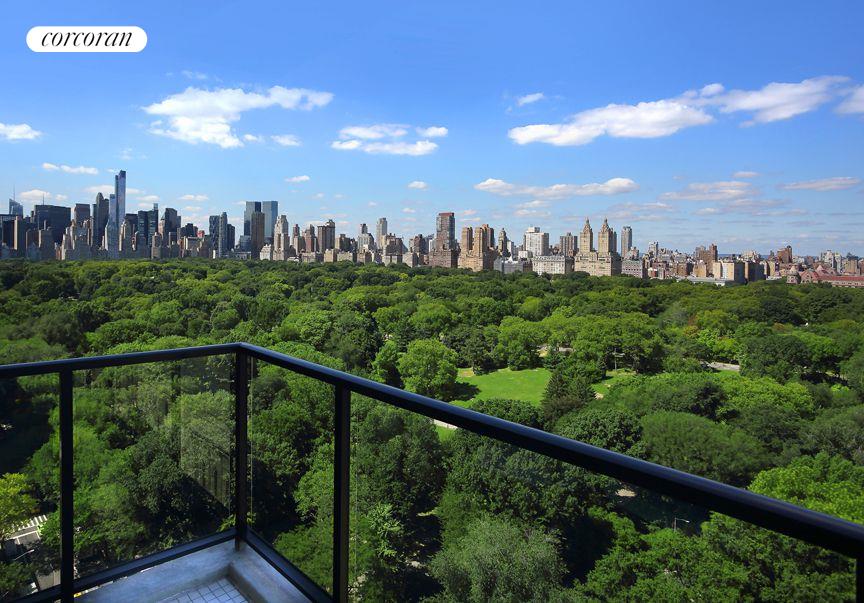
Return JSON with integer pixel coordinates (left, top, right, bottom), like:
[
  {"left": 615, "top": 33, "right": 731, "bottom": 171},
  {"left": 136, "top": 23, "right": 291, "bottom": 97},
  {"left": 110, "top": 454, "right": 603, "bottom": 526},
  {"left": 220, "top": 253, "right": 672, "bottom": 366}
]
[{"left": 1, "top": 2, "right": 864, "bottom": 254}]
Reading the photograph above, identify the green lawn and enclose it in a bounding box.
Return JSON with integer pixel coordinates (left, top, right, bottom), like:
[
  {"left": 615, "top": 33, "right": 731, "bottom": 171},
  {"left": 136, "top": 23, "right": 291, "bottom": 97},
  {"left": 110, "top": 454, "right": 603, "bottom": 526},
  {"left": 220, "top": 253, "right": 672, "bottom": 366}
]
[
  {"left": 455, "top": 366, "right": 551, "bottom": 406},
  {"left": 591, "top": 369, "right": 636, "bottom": 397}
]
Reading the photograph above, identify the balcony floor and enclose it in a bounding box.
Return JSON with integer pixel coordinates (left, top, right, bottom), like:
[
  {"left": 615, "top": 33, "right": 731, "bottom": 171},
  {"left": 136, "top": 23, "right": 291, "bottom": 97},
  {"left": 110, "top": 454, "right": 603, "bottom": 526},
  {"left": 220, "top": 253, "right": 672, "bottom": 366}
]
[{"left": 79, "top": 540, "right": 309, "bottom": 603}]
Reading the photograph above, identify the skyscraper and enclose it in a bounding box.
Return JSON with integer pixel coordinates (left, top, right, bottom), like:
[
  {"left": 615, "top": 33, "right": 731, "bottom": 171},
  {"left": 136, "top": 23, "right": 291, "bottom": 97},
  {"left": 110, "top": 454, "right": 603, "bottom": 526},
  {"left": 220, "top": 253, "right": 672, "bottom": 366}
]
[
  {"left": 429, "top": 212, "right": 458, "bottom": 268},
  {"left": 376, "top": 217, "right": 388, "bottom": 248},
  {"left": 250, "top": 211, "right": 265, "bottom": 257},
  {"left": 110, "top": 170, "right": 126, "bottom": 229},
  {"left": 579, "top": 218, "right": 594, "bottom": 254},
  {"left": 598, "top": 219, "right": 615, "bottom": 254},
  {"left": 621, "top": 226, "right": 633, "bottom": 256},
  {"left": 560, "top": 232, "right": 577, "bottom": 257},
  {"left": 316, "top": 219, "right": 336, "bottom": 251},
  {"left": 261, "top": 201, "right": 278, "bottom": 242},
  {"left": 524, "top": 226, "right": 549, "bottom": 257},
  {"left": 8, "top": 199, "right": 23, "bottom": 217},
  {"left": 32, "top": 203, "right": 70, "bottom": 244},
  {"left": 218, "top": 212, "right": 229, "bottom": 257},
  {"left": 92, "top": 192, "right": 109, "bottom": 249},
  {"left": 244, "top": 201, "right": 262, "bottom": 236}
]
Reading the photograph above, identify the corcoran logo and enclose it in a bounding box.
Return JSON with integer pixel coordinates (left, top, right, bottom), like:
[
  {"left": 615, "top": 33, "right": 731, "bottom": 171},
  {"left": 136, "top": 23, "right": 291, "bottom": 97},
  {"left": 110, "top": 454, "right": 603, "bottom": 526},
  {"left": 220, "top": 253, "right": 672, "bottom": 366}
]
[{"left": 27, "top": 26, "right": 147, "bottom": 52}]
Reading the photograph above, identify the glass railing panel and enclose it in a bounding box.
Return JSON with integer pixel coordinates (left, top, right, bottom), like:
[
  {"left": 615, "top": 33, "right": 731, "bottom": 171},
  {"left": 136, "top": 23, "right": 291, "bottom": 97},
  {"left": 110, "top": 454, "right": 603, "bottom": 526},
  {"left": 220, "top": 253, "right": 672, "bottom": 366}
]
[
  {"left": 0, "top": 374, "right": 60, "bottom": 602},
  {"left": 70, "top": 354, "right": 234, "bottom": 581},
  {"left": 249, "top": 358, "right": 334, "bottom": 595},
  {"left": 348, "top": 396, "right": 859, "bottom": 601}
]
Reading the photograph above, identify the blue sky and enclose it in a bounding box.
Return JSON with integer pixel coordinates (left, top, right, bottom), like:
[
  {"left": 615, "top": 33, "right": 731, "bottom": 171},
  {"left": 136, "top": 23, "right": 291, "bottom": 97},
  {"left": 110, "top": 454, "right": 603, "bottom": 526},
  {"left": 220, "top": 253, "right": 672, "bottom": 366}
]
[{"left": 1, "top": 0, "right": 863, "bottom": 255}]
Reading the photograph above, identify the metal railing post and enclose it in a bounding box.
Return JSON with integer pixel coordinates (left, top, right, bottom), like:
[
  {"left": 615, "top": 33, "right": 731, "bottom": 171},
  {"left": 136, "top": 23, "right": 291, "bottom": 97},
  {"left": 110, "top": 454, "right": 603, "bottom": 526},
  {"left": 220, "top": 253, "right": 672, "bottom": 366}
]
[
  {"left": 856, "top": 556, "right": 862, "bottom": 603},
  {"left": 59, "top": 370, "right": 74, "bottom": 603},
  {"left": 333, "top": 385, "right": 350, "bottom": 602},
  {"left": 234, "top": 350, "right": 249, "bottom": 550}
]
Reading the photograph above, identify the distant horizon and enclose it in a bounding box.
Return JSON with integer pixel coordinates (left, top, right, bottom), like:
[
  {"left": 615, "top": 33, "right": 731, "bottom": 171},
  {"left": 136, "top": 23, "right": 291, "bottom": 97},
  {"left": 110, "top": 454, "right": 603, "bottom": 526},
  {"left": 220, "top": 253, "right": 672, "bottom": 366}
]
[{"left": 1, "top": 1, "right": 863, "bottom": 255}]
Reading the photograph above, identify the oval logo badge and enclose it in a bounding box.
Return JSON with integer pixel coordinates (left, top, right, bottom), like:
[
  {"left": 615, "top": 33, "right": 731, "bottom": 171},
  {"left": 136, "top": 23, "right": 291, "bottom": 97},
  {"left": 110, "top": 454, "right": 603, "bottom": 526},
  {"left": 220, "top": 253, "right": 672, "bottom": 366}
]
[{"left": 27, "top": 26, "right": 147, "bottom": 53}]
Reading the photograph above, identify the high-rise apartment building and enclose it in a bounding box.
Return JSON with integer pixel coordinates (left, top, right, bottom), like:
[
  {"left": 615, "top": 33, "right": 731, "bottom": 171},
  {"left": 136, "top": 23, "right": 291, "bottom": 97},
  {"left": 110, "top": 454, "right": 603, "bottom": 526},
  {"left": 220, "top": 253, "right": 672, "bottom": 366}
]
[
  {"left": 73, "top": 203, "right": 90, "bottom": 225},
  {"left": 32, "top": 204, "right": 71, "bottom": 244},
  {"left": 429, "top": 212, "right": 458, "bottom": 267},
  {"left": 524, "top": 226, "right": 549, "bottom": 257},
  {"left": 573, "top": 218, "right": 622, "bottom": 277},
  {"left": 621, "top": 226, "right": 633, "bottom": 256},
  {"left": 250, "top": 211, "right": 266, "bottom": 257},
  {"left": 316, "top": 219, "right": 336, "bottom": 251},
  {"left": 376, "top": 218, "right": 388, "bottom": 248},
  {"left": 579, "top": 219, "right": 594, "bottom": 254},
  {"left": 559, "top": 232, "right": 577, "bottom": 257}
]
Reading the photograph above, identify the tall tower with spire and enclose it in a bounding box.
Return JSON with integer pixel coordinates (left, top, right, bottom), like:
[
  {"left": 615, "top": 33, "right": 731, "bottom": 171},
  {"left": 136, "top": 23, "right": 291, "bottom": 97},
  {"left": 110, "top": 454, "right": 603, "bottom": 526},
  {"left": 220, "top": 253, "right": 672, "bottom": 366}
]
[
  {"left": 598, "top": 218, "right": 615, "bottom": 254},
  {"left": 579, "top": 218, "right": 593, "bottom": 254}
]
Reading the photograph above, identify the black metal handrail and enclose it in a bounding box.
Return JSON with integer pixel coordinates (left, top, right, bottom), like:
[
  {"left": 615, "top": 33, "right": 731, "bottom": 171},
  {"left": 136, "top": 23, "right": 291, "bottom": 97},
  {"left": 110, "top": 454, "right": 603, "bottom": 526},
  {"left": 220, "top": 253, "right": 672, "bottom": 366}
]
[{"left": 1, "top": 342, "right": 863, "bottom": 603}]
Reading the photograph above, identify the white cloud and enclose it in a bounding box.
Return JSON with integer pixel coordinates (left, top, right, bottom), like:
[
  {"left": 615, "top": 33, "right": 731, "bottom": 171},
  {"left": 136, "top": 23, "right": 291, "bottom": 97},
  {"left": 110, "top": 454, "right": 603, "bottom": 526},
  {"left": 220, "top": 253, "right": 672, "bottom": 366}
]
[
  {"left": 475, "top": 177, "right": 639, "bottom": 198},
  {"left": 778, "top": 177, "right": 861, "bottom": 191},
  {"left": 403, "top": 207, "right": 416, "bottom": 213},
  {"left": 243, "top": 134, "right": 264, "bottom": 142},
  {"left": 0, "top": 122, "right": 42, "bottom": 140},
  {"left": 182, "top": 205, "right": 202, "bottom": 211},
  {"left": 138, "top": 194, "right": 160, "bottom": 202},
  {"left": 180, "top": 194, "right": 209, "bottom": 201},
  {"left": 733, "top": 171, "right": 759, "bottom": 179},
  {"left": 407, "top": 180, "right": 428, "bottom": 190},
  {"left": 694, "top": 198, "right": 801, "bottom": 217},
  {"left": 837, "top": 85, "right": 864, "bottom": 114},
  {"left": 516, "top": 92, "right": 545, "bottom": 107},
  {"left": 463, "top": 209, "right": 478, "bottom": 216},
  {"left": 272, "top": 134, "right": 301, "bottom": 147},
  {"left": 660, "top": 180, "right": 756, "bottom": 202},
  {"left": 509, "top": 99, "right": 713, "bottom": 146},
  {"left": 85, "top": 184, "right": 114, "bottom": 195},
  {"left": 143, "top": 86, "right": 333, "bottom": 148},
  {"left": 603, "top": 201, "right": 676, "bottom": 222},
  {"left": 286, "top": 175, "right": 310, "bottom": 183},
  {"left": 333, "top": 123, "right": 444, "bottom": 155},
  {"left": 20, "top": 189, "right": 64, "bottom": 202},
  {"left": 42, "top": 162, "right": 99, "bottom": 175},
  {"left": 415, "top": 126, "right": 448, "bottom": 138},
  {"left": 711, "top": 76, "right": 849, "bottom": 124}
]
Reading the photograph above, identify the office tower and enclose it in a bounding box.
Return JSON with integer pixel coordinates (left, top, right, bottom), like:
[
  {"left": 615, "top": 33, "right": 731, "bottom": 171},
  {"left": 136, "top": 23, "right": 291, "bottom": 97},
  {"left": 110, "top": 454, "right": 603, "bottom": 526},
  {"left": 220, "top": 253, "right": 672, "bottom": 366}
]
[
  {"left": 209, "top": 215, "right": 220, "bottom": 240},
  {"left": 291, "top": 223, "right": 303, "bottom": 253},
  {"left": 460, "top": 226, "right": 473, "bottom": 253},
  {"left": 243, "top": 201, "right": 262, "bottom": 236},
  {"left": 358, "top": 223, "right": 374, "bottom": 251},
  {"left": 91, "top": 193, "right": 109, "bottom": 249},
  {"left": 181, "top": 223, "right": 197, "bottom": 238},
  {"left": 226, "top": 223, "right": 235, "bottom": 250},
  {"left": 621, "top": 226, "right": 633, "bottom": 256},
  {"left": 107, "top": 170, "right": 126, "bottom": 250},
  {"left": 559, "top": 232, "right": 577, "bottom": 257},
  {"left": 115, "top": 169, "right": 126, "bottom": 223},
  {"left": 579, "top": 218, "right": 594, "bottom": 254},
  {"left": 524, "top": 226, "right": 549, "bottom": 257},
  {"left": 261, "top": 201, "right": 278, "bottom": 242},
  {"left": 32, "top": 203, "right": 71, "bottom": 244},
  {"left": 119, "top": 220, "right": 134, "bottom": 254},
  {"left": 72, "top": 203, "right": 90, "bottom": 225},
  {"left": 160, "top": 207, "right": 180, "bottom": 237},
  {"left": 360, "top": 223, "right": 368, "bottom": 235},
  {"left": 376, "top": 217, "right": 388, "bottom": 247},
  {"left": 648, "top": 241, "right": 659, "bottom": 257},
  {"left": 250, "top": 211, "right": 265, "bottom": 257},
  {"left": 9, "top": 198, "right": 23, "bottom": 217},
  {"left": 316, "top": 219, "right": 336, "bottom": 251},
  {"left": 597, "top": 219, "right": 615, "bottom": 254}
]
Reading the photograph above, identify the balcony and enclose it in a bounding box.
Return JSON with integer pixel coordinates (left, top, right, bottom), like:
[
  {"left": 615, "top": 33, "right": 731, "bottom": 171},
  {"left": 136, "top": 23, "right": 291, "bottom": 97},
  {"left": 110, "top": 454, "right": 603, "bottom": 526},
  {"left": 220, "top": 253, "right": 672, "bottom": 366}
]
[{"left": 1, "top": 342, "right": 863, "bottom": 602}]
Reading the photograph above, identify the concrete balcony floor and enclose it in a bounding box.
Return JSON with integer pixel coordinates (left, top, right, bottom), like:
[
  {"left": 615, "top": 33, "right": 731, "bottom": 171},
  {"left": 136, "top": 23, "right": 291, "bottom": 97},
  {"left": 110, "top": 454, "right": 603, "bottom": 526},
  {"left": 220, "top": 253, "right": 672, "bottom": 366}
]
[{"left": 78, "top": 541, "right": 310, "bottom": 603}]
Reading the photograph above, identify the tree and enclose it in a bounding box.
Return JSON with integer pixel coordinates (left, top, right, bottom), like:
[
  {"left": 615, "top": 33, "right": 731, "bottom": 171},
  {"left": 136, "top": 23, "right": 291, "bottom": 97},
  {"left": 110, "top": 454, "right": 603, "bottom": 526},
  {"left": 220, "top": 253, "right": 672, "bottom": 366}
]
[
  {"left": 397, "top": 339, "right": 458, "bottom": 400},
  {"left": 641, "top": 411, "right": 769, "bottom": 486},
  {"left": 554, "top": 408, "right": 642, "bottom": 454},
  {"left": 371, "top": 340, "right": 403, "bottom": 387},
  {"left": 841, "top": 349, "right": 864, "bottom": 399},
  {"left": 0, "top": 473, "right": 35, "bottom": 540},
  {"left": 494, "top": 316, "right": 544, "bottom": 370},
  {"left": 428, "top": 515, "right": 566, "bottom": 603},
  {"left": 540, "top": 370, "right": 596, "bottom": 425},
  {"left": 738, "top": 333, "right": 812, "bottom": 381}
]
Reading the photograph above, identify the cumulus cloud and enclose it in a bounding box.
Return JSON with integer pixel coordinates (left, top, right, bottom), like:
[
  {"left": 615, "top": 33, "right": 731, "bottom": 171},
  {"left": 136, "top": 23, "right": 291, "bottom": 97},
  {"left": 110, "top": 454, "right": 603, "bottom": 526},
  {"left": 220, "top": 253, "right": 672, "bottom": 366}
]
[
  {"left": 510, "top": 76, "right": 855, "bottom": 147},
  {"left": 778, "top": 176, "right": 861, "bottom": 191},
  {"left": 179, "top": 193, "right": 209, "bottom": 201},
  {"left": 403, "top": 207, "right": 416, "bottom": 213},
  {"left": 272, "top": 134, "right": 301, "bottom": 147},
  {"left": 182, "top": 205, "right": 202, "bottom": 212},
  {"left": 407, "top": 180, "right": 428, "bottom": 190},
  {"left": 42, "top": 163, "right": 99, "bottom": 175},
  {"left": 509, "top": 99, "right": 713, "bottom": 146},
  {"left": 332, "top": 123, "right": 444, "bottom": 155},
  {"left": 143, "top": 86, "right": 333, "bottom": 148},
  {"left": 0, "top": 122, "right": 42, "bottom": 140},
  {"left": 20, "top": 189, "right": 67, "bottom": 202},
  {"left": 138, "top": 194, "right": 160, "bottom": 202},
  {"left": 710, "top": 76, "right": 849, "bottom": 124},
  {"left": 603, "top": 201, "right": 676, "bottom": 222},
  {"left": 516, "top": 92, "right": 545, "bottom": 107},
  {"left": 415, "top": 126, "right": 448, "bottom": 138},
  {"left": 286, "top": 175, "right": 310, "bottom": 183},
  {"left": 733, "top": 171, "right": 759, "bottom": 178},
  {"left": 837, "top": 85, "right": 864, "bottom": 114},
  {"left": 243, "top": 134, "right": 264, "bottom": 142},
  {"left": 475, "top": 177, "right": 639, "bottom": 198},
  {"left": 660, "top": 180, "right": 756, "bottom": 202}
]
